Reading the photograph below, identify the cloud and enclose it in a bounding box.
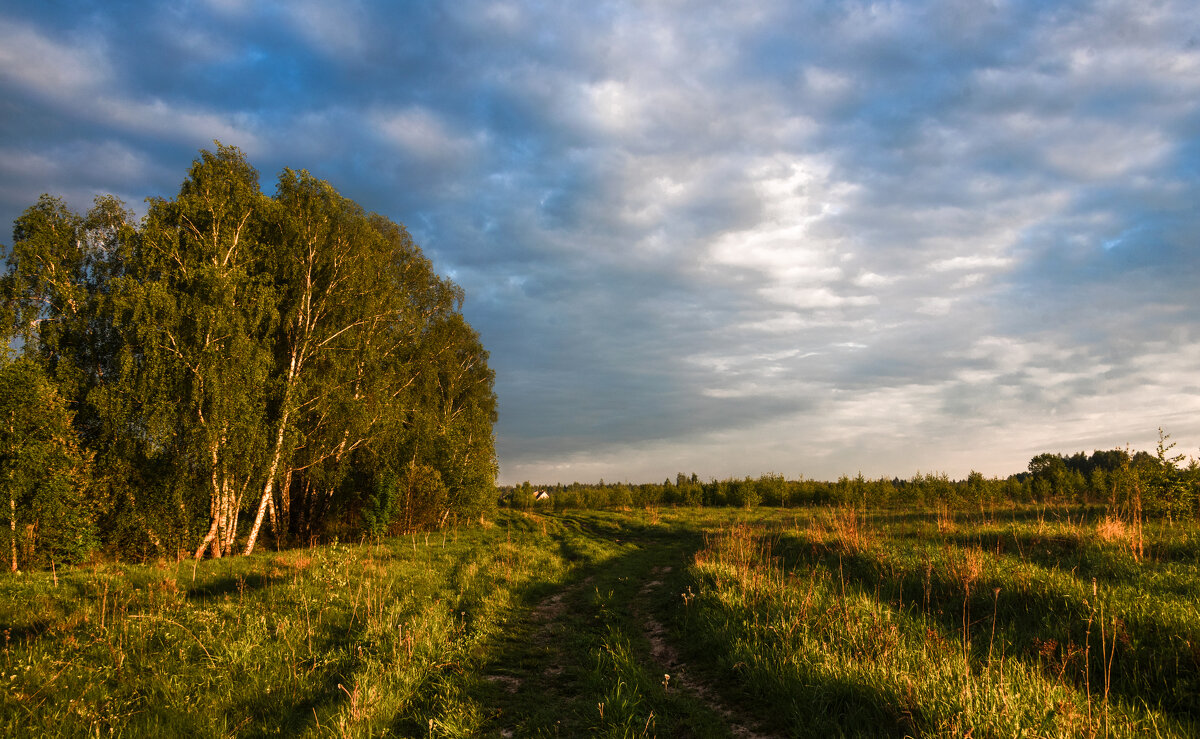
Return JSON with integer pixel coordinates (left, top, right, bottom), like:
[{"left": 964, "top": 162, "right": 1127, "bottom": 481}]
[
  {"left": 370, "top": 106, "right": 485, "bottom": 166},
  {"left": 0, "top": 140, "right": 171, "bottom": 223},
  {"left": 0, "top": 15, "right": 261, "bottom": 155},
  {"left": 1, "top": 0, "right": 1198, "bottom": 484},
  {"left": 279, "top": 0, "right": 369, "bottom": 59},
  {"left": 0, "top": 16, "right": 113, "bottom": 94}
]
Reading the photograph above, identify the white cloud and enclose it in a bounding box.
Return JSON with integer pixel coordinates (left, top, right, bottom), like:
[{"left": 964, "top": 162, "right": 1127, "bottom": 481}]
[
  {"left": 370, "top": 106, "right": 484, "bottom": 164},
  {"left": 278, "top": 0, "right": 368, "bottom": 60},
  {"left": 930, "top": 255, "right": 1013, "bottom": 272},
  {"left": 916, "top": 297, "right": 955, "bottom": 316},
  {"left": 703, "top": 155, "right": 861, "bottom": 309},
  {"left": 0, "top": 17, "right": 260, "bottom": 153},
  {"left": 103, "top": 99, "right": 261, "bottom": 153},
  {"left": 996, "top": 113, "right": 1173, "bottom": 181},
  {"left": 580, "top": 79, "right": 645, "bottom": 135},
  {"left": 853, "top": 271, "right": 895, "bottom": 287},
  {"left": 760, "top": 286, "right": 877, "bottom": 310},
  {"left": 0, "top": 17, "right": 110, "bottom": 96},
  {"left": 803, "top": 66, "right": 854, "bottom": 100}
]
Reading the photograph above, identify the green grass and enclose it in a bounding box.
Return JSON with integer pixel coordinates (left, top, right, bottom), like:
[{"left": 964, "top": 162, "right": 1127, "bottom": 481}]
[
  {"left": 1, "top": 514, "right": 575, "bottom": 736},
  {"left": 682, "top": 507, "right": 1200, "bottom": 737},
  {"left": 2, "top": 506, "right": 1199, "bottom": 737}
]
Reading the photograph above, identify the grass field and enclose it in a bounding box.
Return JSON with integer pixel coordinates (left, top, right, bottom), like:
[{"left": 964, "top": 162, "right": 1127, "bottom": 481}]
[{"left": 2, "top": 506, "right": 1198, "bottom": 737}]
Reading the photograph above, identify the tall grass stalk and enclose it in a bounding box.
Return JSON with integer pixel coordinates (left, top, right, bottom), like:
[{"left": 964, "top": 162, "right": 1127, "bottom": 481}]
[{"left": 683, "top": 511, "right": 1199, "bottom": 738}]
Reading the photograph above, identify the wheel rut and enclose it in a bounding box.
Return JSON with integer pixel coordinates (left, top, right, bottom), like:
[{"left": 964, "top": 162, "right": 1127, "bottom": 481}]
[
  {"left": 481, "top": 525, "right": 776, "bottom": 738},
  {"left": 483, "top": 575, "right": 593, "bottom": 737},
  {"left": 635, "top": 564, "right": 779, "bottom": 739}
]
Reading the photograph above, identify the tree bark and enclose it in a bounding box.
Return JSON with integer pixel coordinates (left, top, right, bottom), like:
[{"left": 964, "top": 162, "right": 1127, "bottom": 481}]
[
  {"left": 194, "top": 515, "right": 221, "bottom": 560},
  {"left": 9, "top": 495, "right": 17, "bottom": 572},
  {"left": 267, "top": 489, "right": 279, "bottom": 549},
  {"left": 280, "top": 467, "right": 292, "bottom": 536},
  {"left": 243, "top": 403, "right": 291, "bottom": 556}
]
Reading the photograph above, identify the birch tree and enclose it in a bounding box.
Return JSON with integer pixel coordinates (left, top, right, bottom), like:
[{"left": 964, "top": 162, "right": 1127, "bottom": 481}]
[
  {"left": 1, "top": 143, "right": 499, "bottom": 561},
  {"left": 131, "top": 144, "right": 275, "bottom": 558}
]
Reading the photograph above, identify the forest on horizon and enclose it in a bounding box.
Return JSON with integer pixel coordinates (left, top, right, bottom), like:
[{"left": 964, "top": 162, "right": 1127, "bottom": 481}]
[{"left": 503, "top": 433, "right": 1200, "bottom": 519}]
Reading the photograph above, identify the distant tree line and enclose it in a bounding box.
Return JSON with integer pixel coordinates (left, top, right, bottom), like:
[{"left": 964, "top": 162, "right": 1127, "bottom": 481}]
[
  {"left": 503, "top": 431, "right": 1199, "bottom": 519},
  {"left": 1, "top": 144, "right": 497, "bottom": 570}
]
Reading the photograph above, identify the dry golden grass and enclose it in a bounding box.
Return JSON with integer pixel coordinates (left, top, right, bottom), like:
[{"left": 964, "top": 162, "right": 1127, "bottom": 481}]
[
  {"left": 948, "top": 546, "right": 985, "bottom": 588},
  {"left": 270, "top": 554, "right": 314, "bottom": 570},
  {"left": 935, "top": 503, "right": 957, "bottom": 534},
  {"left": 1095, "top": 516, "right": 1129, "bottom": 544},
  {"left": 805, "top": 506, "right": 874, "bottom": 553}
]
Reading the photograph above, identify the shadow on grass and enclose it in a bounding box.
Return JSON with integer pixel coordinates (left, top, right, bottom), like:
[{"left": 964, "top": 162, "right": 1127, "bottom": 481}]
[
  {"left": 215, "top": 513, "right": 670, "bottom": 738},
  {"left": 185, "top": 571, "right": 279, "bottom": 601},
  {"left": 916, "top": 527, "right": 1200, "bottom": 601},
  {"left": 768, "top": 532, "right": 1200, "bottom": 721},
  {"left": 730, "top": 662, "right": 923, "bottom": 739},
  {"left": 461, "top": 515, "right": 744, "bottom": 737},
  {"left": 4, "top": 618, "right": 55, "bottom": 643},
  {"left": 232, "top": 647, "right": 360, "bottom": 737},
  {"left": 464, "top": 513, "right": 935, "bottom": 737},
  {"left": 95, "top": 508, "right": 1195, "bottom": 738},
  {"left": 854, "top": 504, "right": 1103, "bottom": 529}
]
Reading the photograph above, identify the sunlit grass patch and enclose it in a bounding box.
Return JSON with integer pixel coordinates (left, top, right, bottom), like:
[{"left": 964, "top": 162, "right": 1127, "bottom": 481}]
[
  {"left": 0, "top": 512, "right": 589, "bottom": 737},
  {"left": 3, "top": 506, "right": 1198, "bottom": 737},
  {"left": 685, "top": 514, "right": 1200, "bottom": 738}
]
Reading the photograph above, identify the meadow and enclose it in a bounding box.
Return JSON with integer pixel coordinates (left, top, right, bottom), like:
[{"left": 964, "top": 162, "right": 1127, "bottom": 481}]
[{"left": 2, "top": 505, "right": 1198, "bottom": 737}]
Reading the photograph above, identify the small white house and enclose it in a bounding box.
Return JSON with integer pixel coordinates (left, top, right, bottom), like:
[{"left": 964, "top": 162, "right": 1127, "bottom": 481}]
[{"left": 533, "top": 490, "right": 550, "bottom": 501}]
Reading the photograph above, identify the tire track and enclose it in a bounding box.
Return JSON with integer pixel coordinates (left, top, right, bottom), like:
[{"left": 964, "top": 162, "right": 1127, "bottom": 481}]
[{"left": 637, "top": 566, "right": 778, "bottom": 739}]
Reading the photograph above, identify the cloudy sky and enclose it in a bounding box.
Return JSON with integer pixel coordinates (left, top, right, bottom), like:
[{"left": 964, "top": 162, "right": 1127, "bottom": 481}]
[{"left": 2, "top": 1, "right": 1198, "bottom": 484}]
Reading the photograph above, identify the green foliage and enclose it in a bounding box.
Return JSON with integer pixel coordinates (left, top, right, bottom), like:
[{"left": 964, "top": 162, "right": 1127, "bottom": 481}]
[
  {"left": 397, "top": 462, "right": 450, "bottom": 532},
  {"left": 1, "top": 143, "right": 498, "bottom": 562},
  {"left": 727, "top": 475, "right": 761, "bottom": 508},
  {"left": 505, "top": 438, "right": 1200, "bottom": 521},
  {"left": 0, "top": 357, "right": 94, "bottom": 568},
  {"left": 360, "top": 473, "right": 401, "bottom": 540},
  {"left": 1144, "top": 428, "right": 1192, "bottom": 521}
]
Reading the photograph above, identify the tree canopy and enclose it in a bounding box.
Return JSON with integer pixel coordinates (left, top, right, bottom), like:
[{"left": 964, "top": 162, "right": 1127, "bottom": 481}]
[{"left": 1, "top": 144, "right": 497, "bottom": 563}]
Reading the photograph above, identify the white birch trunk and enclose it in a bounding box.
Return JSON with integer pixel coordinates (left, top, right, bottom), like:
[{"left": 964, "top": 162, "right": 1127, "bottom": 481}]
[
  {"left": 9, "top": 495, "right": 17, "bottom": 572},
  {"left": 267, "top": 493, "right": 279, "bottom": 548},
  {"left": 194, "top": 516, "right": 220, "bottom": 560},
  {"left": 244, "top": 346, "right": 299, "bottom": 556},
  {"left": 243, "top": 405, "right": 290, "bottom": 556}
]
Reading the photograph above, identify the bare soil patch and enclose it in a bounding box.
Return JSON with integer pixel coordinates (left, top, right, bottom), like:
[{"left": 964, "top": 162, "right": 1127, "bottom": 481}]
[{"left": 638, "top": 567, "right": 777, "bottom": 739}]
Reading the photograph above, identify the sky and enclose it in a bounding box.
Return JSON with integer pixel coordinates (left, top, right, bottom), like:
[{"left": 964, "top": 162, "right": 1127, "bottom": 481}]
[{"left": 1, "top": 0, "right": 1198, "bottom": 485}]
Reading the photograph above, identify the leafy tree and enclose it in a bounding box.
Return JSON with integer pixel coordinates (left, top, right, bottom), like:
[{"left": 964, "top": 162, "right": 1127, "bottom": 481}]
[
  {"left": 756, "top": 473, "right": 786, "bottom": 506},
  {"left": 104, "top": 144, "right": 277, "bottom": 559},
  {"left": 257, "top": 173, "right": 496, "bottom": 545},
  {"left": 1028, "top": 453, "right": 1066, "bottom": 501},
  {"left": 360, "top": 472, "right": 401, "bottom": 540},
  {"left": 1, "top": 143, "right": 498, "bottom": 561},
  {"left": 1, "top": 195, "right": 146, "bottom": 548},
  {"left": 0, "top": 358, "right": 93, "bottom": 569},
  {"left": 1144, "top": 428, "right": 1190, "bottom": 521}
]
